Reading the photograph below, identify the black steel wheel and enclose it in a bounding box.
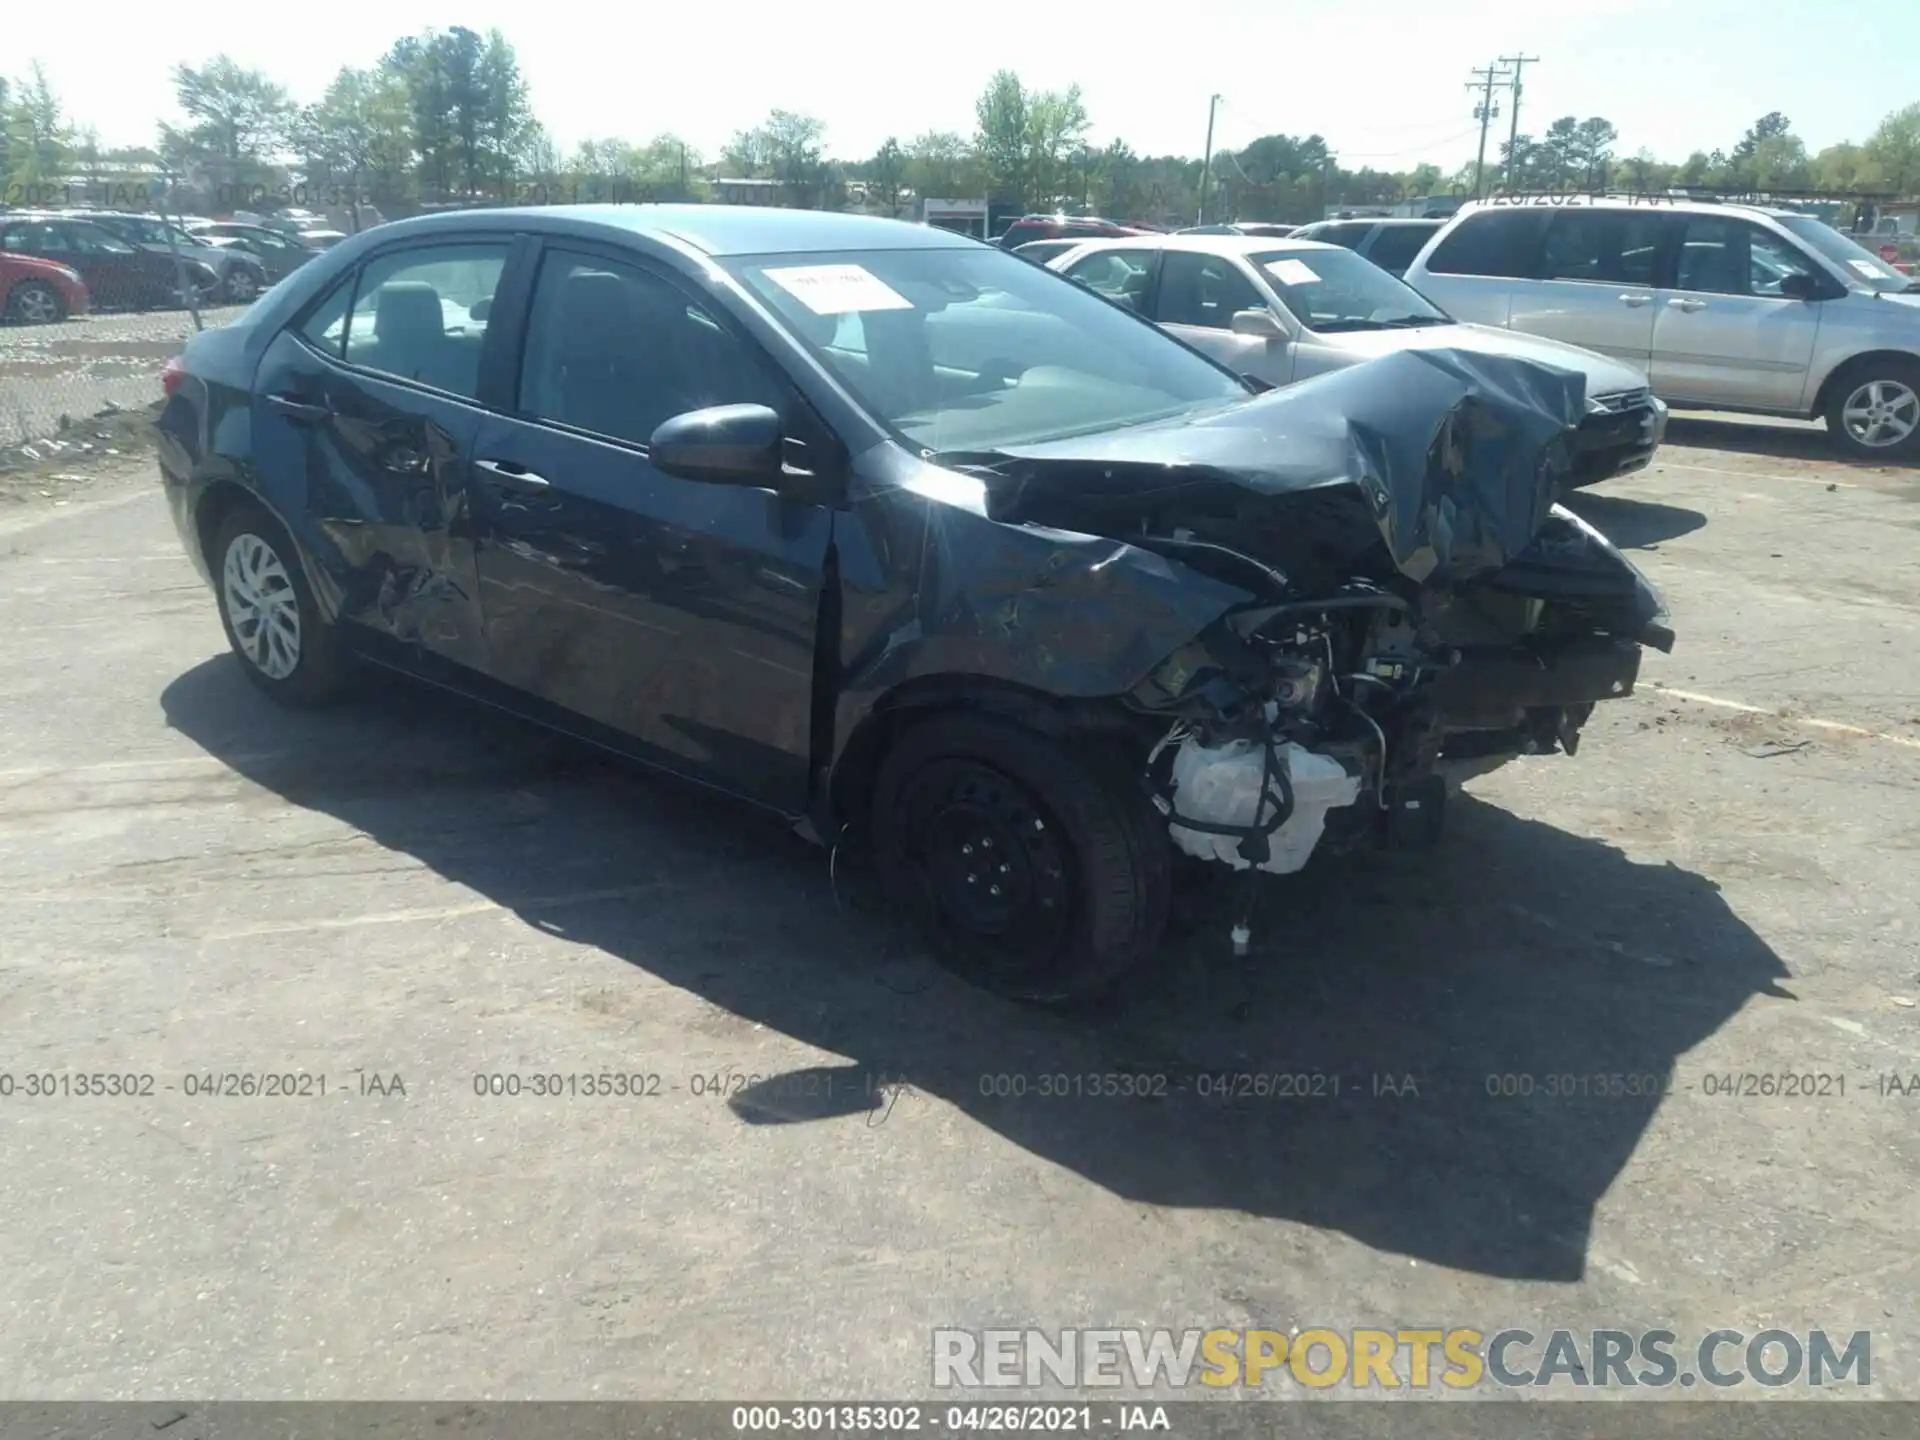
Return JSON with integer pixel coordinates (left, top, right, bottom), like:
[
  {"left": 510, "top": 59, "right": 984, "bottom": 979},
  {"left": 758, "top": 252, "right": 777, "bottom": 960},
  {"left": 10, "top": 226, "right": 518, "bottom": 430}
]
[{"left": 871, "top": 713, "right": 1171, "bottom": 1004}]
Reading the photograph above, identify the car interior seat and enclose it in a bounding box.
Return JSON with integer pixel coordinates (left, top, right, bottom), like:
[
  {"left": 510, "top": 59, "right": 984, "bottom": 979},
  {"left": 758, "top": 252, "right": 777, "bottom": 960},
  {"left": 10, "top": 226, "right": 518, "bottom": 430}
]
[{"left": 364, "top": 282, "right": 455, "bottom": 388}]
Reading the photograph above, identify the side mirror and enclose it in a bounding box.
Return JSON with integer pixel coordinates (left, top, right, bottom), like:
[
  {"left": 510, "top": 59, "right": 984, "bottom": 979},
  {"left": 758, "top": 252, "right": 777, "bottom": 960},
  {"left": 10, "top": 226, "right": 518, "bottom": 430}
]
[
  {"left": 649, "top": 403, "right": 787, "bottom": 489},
  {"left": 1230, "top": 307, "right": 1286, "bottom": 340},
  {"left": 1777, "top": 271, "right": 1821, "bottom": 301}
]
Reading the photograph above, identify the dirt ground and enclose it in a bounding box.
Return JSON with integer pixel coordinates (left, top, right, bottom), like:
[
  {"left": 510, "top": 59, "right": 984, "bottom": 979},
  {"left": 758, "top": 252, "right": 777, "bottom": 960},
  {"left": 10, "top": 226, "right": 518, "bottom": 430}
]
[{"left": 0, "top": 412, "right": 1915, "bottom": 1405}]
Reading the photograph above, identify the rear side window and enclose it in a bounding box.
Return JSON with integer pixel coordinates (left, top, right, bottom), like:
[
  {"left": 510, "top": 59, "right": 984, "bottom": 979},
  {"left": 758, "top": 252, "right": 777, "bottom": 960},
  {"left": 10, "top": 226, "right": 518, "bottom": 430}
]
[
  {"left": 1313, "top": 223, "right": 1375, "bottom": 250},
  {"left": 1539, "top": 211, "right": 1668, "bottom": 286},
  {"left": 1423, "top": 210, "right": 1550, "bottom": 278},
  {"left": 341, "top": 243, "right": 508, "bottom": 399},
  {"left": 1365, "top": 225, "right": 1437, "bottom": 274}
]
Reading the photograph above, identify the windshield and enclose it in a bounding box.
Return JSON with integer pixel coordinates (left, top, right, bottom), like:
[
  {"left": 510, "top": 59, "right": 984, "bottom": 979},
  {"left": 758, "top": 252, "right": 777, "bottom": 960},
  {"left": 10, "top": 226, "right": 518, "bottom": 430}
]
[
  {"left": 1250, "top": 247, "right": 1453, "bottom": 331},
  {"left": 1775, "top": 215, "right": 1914, "bottom": 293},
  {"left": 726, "top": 246, "right": 1248, "bottom": 452}
]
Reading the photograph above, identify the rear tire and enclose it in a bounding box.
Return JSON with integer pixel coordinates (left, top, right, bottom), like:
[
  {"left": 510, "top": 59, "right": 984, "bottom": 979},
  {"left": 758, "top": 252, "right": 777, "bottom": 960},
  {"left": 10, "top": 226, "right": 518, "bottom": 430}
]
[
  {"left": 211, "top": 501, "right": 348, "bottom": 707},
  {"left": 223, "top": 267, "right": 260, "bottom": 303},
  {"left": 1825, "top": 358, "right": 1920, "bottom": 460},
  {"left": 6, "top": 280, "right": 66, "bottom": 324},
  {"left": 870, "top": 713, "right": 1171, "bottom": 1005}
]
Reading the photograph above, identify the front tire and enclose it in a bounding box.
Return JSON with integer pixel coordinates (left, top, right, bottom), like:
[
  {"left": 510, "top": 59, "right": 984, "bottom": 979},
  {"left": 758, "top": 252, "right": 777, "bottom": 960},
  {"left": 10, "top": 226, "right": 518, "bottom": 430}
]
[
  {"left": 870, "top": 713, "right": 1171, "bottom": 1004},
  {"left": 223, "top": 267, "right": 260, "bottom": 303},
  {"left": 1825, "top": 359, "right": 1920, "bottom": 460},
  {"left": 211, "top": 502, "right": 347, "bottom": 706},
  {"left": 6, "top": 280, "right": 66, "bottom": 324}
]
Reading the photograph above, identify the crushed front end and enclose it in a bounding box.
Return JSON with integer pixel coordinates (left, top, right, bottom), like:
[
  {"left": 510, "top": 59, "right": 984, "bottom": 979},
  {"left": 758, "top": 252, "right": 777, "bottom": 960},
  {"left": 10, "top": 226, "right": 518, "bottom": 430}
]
[{"left": 960, "top": 348, "right": 1674, "bottom": 892}]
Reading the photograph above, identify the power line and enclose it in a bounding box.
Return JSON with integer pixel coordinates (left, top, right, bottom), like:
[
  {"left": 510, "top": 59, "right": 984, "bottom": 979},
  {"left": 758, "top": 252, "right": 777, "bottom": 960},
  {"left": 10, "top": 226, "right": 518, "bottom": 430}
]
[{"left": 1499, "top": 54, "right": 1540, "bottom": 187}]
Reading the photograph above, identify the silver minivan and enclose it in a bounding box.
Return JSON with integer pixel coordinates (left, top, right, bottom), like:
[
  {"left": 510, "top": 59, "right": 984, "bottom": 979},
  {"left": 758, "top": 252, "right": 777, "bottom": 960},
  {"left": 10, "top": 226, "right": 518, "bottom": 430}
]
[{"left": 1403, "top": 197, "right": 1920, "bottom": 459}]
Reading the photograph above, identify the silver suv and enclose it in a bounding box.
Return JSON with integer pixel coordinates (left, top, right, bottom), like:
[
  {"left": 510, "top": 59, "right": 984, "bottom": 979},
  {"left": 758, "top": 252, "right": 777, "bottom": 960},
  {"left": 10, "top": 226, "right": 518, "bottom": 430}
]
[{"left": 1403, "top": 196, "right": 1920, "bottom": 459}]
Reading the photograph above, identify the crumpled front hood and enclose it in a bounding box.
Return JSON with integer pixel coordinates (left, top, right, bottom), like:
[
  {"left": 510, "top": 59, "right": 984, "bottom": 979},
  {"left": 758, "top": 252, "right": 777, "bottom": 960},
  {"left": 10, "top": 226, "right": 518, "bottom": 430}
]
[{"left": 965, "top": 347, "right": 1588, "bottom": 586}]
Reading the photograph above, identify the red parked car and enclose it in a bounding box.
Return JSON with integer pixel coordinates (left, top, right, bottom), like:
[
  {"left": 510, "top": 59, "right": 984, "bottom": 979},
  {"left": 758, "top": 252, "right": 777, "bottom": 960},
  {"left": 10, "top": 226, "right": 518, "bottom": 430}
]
[
  {"left": 995, "top": 214, "right": 1152, "bottom": 250},
  {"left": 1, "top": 249, "right": 91, "bottom": 324}
]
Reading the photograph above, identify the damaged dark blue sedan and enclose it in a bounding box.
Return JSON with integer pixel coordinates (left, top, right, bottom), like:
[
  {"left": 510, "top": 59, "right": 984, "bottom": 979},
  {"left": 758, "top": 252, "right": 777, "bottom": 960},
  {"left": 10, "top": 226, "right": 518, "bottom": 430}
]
[{"left": 157, "top": 205, "right": 1674, "bottom": 1003}]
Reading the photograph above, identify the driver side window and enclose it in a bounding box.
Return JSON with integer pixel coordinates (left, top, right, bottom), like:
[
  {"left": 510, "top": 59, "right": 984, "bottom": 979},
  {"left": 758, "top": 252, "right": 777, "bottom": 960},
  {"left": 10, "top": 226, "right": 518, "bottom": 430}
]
[
  {"left": 1155, "top": 251, "right": 1265, "bottom": 330},
  {"left": 1063, "top": 250, "right": 1150, "bottom": 310}
]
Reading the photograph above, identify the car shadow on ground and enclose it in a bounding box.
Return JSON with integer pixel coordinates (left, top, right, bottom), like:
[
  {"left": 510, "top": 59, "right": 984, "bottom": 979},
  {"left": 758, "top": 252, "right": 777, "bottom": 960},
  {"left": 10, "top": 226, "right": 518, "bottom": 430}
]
[
  {"left": 161, "top": 655, "right": 1790, "bottom": 1285},
  {"left": 1664, "top": 413, "right": 1911, "bottom": 469},
  {"left": 1562, "top": 490, "right": 1707, "bottom": 550}
]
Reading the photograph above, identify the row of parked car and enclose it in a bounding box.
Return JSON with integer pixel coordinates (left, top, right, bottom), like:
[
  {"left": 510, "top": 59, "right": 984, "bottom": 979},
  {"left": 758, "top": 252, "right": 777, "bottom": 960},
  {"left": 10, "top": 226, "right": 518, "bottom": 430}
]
[
  {"left": 0, "top": 208, "right": 347, "bottom": 323},
  {"left": 1014, "top": 197, "right": 1920, "bottom": 459}
]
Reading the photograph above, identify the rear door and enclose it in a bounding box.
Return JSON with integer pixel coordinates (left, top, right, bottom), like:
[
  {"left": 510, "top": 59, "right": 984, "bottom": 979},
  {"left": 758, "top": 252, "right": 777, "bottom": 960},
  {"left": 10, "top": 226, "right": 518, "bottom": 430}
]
[
  {"left": 248, "top": 235, "right": 517, "bottom": 674},
  {"left": 1649, "top": 216, "right": 1824, "bottom": 411},
  {"left": 1507, "top": 208, "right": 1673, "bottom": 372},
  {"left": 466, "top": 242, "right": 833, "bottom": 813},
  {"left": 1149, "top": 249, "right": 1292, "bottom": 386}
]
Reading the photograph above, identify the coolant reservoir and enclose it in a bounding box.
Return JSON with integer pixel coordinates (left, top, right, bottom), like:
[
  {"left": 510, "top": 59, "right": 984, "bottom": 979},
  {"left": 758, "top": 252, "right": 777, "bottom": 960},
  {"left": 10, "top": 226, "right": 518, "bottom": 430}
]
[{"left": 1167, "top": 739, "right": 1363, "bottom": 875}]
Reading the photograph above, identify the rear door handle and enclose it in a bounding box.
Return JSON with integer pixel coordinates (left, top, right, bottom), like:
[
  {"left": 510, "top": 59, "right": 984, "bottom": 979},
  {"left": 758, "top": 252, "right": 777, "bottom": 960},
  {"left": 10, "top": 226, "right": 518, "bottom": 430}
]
[
  {"left": 1667, "top": 298, "right": 1708, "bottom": 313},
  {"left": 474, "top": 458, "right": 552, "bottom": 492},
  {"left": 265, "top": 393, "right": 330, "bottom": 423},
  {"left": 1618, "top": 293, "right": 1652, "bottom": 307}
]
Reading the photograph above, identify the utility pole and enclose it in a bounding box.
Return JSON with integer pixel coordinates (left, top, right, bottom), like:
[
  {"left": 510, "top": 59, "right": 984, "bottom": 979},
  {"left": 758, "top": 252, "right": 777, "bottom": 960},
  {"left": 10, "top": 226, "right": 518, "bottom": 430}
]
[
  {"left": 1466, "top": 64, "right": 1510, "bottom": 203},
  {"left": 1499, "top": 54, "right": 1539, "bottom": 190},
  {"left": 1196, "top": 94, "right": 1222, "bottom": 225}
]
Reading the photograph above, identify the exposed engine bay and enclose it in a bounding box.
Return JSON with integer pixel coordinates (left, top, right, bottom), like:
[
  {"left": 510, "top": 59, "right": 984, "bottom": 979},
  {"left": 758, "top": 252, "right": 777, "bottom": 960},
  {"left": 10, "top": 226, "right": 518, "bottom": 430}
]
[{"left": 949, "top": 350, "right": 1676, "bottom": 902}]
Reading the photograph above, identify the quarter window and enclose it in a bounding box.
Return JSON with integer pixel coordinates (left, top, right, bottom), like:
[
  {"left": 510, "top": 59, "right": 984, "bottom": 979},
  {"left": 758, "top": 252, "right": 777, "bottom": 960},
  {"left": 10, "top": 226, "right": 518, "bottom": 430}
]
[
  {"left": 1155, "top": 251, "right": 1265, "bottom": 330},
  {"left": 517, "top": 251, "right": 787, "bottom": 447}
]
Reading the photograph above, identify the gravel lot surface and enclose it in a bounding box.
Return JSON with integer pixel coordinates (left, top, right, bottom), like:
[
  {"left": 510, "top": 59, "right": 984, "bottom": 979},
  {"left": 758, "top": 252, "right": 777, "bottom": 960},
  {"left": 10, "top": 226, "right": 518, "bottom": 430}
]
[{"left": 0, "top": 415, "right": 1915, "bottom": 1407}]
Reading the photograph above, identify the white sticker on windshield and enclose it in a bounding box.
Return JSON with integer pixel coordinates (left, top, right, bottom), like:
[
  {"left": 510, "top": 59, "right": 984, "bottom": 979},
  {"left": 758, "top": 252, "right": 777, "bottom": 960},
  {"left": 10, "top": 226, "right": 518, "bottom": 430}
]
[
  {"left": 764, "top": 264, "right": 915, "bottom": 315},
  {"left": 1850, "top": 259, "right": 1886, "bottom": 278},
  {"left": 1265, "top": 259, "right": 1322, "bottom": 286}
]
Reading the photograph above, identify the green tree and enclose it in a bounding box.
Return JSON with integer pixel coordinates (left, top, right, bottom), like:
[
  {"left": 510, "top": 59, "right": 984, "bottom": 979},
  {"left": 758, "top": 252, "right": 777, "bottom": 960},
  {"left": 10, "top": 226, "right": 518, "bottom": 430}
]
[
  {"left": 869, "top": 136, "right": 907, "bottom": 214},
  {"left": 305, "top": 65, "right": 415, "bottom": 212},
  {"left": 973, "top": 69, "right": 1029, "bottom": 206},
  {"left": 904, "top": 131, "right": 976, "bottom": 203},
  {"left": 166, "top": 56, "right": 291, "bottom": 189},
  {"left": 1571, "top": 117, "right": 1619, "bottom": 187},
  {"left": 381, "top": 27, "right": 530, "bottom": 201},
  {"left": 1863, "top": 103, "right": 1920, "bottom": 192},
  {"left": 1024, "top": 85, "right": 1089, "bottom": 208},
  {"left": 6, "top": 62, "right": 76, "bottom": 192},
  {"left": 1811, "top": 141, "right": 1869, "bottom": 191}
]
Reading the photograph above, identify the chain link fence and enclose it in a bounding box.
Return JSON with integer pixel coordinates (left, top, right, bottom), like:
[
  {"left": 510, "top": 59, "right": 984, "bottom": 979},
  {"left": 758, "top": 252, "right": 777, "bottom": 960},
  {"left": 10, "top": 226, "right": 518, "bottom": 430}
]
[{"left": 0, "top": 304, "right": 249, "bottom": 456}]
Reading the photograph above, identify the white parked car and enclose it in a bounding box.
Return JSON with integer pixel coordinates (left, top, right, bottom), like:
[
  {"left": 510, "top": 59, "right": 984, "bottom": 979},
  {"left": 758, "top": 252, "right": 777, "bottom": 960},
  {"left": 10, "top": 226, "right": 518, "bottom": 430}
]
[
  {"left": 1050, "top": 233, "right": 1667, "bottom": 487},
  {"left": 1401, "top": 196, "right": 1920, "bottom": 459}
]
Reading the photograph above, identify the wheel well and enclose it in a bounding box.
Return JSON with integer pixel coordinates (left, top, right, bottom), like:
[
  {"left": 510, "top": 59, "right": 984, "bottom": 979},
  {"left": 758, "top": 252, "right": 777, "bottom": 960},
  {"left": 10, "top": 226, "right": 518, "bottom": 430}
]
[
  {"left": 193, "top": 480, "right": 260, "bottom": 573},
  {"left": 1812, "top": 350, "right": 1920, "bottom": 419},
  {"left": 826, "top": 678, "right": 1153, "bottom": 839}
]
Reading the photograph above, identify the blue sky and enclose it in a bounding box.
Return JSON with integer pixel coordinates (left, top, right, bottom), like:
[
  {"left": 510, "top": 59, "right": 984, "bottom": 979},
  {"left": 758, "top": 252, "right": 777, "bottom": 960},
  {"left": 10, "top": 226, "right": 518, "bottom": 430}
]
[{"left": 22, "top": 0, "right": 1918, "bottom": 169}]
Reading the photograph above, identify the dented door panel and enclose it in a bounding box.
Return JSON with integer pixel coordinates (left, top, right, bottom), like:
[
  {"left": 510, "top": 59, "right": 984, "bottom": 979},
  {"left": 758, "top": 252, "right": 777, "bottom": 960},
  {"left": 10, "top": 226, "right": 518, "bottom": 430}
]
[{"left": 249, "top": 329, "right": 492, "bottom": 673}]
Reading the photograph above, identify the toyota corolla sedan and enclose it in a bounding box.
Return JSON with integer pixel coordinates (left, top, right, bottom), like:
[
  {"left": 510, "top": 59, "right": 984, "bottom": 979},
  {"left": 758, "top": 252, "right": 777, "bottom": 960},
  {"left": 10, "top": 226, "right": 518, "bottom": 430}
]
[{"left": 157, "top": 205, "right": 1674, "bottom": 1003}]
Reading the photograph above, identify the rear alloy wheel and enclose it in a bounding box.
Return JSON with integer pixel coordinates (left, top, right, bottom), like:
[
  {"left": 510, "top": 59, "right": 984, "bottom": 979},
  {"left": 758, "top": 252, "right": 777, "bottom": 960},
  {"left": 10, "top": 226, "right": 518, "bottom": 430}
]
[
  {"left": 6, "top": 280, "right": 65, "bottom": 324},
  {"left": 1826, "top": 361, "right": 1920, "bottom": 459},
  {"left": 871, "top": 714, "right": 1171, "bottom": 1005},
  {"left": 212, "top": 503, "right": 347, "bottom": 706}
]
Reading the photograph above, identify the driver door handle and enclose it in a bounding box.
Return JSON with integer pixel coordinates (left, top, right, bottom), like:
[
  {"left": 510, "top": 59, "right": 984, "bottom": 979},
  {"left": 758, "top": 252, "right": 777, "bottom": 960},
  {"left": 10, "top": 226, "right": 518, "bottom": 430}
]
[
  {"left": 1617, "top": 293, "right": 1652, "bottom": 307},
  {"left": 1667, "top": 298, "right": 1708, "bottom": 313},
  {"left": 475, "top": 458, "right": 552, "bottom": 492}
]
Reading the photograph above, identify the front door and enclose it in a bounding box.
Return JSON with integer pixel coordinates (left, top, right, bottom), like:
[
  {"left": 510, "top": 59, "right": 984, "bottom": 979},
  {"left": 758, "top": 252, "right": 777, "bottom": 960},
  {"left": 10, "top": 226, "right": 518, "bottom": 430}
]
[
  {"left": 247, "top": 237, "right": 514, "bottom": 674},
  {"left": 1506, "top": 208, "right": 1672, "bottom": 373},
  {"left": 1150, "top": 249, "right": 1293, "bottom": 386},
  {"left": 1650, "top": 216, "right": 1824, "bottom": 411},
  {"left": 468, "top": 244, "right": 832, "bottom": 814}
]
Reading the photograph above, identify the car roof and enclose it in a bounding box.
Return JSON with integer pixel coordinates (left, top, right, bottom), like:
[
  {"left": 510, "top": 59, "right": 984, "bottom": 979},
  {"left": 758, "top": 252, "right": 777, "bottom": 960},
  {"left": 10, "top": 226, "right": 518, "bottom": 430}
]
[
  {"left": 364, "top": 203, "right": 980, "bottom": 257},
  {"left": 1451, "top": 195, "right": 1796, "bottom": 221},
  {"left": 1062, "top": 233, "right": 1347, "bottom": 258}
]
